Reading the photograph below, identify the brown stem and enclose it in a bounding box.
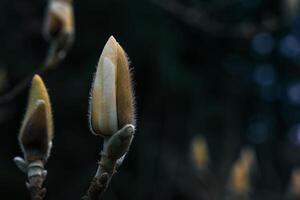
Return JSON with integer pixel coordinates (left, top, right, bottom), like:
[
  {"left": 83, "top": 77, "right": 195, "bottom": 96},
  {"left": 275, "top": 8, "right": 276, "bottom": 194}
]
[
  {"left": 81, "top": 158, "right": 117, "bottom": 200},
  {"left": 21, "top": 161, "right": 48, "bottom": 200},
  {"left": 82, "top": 171, "right": 112, "bottom": 200},
  {"left": 27, "top": 176, "right": 47, "bottom": 200},
  {"left": 82, "top": 125, "right": 135, "bottom": 200}
]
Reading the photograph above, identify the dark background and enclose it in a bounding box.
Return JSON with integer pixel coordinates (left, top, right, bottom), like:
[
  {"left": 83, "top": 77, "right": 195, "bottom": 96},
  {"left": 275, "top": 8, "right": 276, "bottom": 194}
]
[{"left": 0, "top": 0, "right": 300, "bottom": 199}]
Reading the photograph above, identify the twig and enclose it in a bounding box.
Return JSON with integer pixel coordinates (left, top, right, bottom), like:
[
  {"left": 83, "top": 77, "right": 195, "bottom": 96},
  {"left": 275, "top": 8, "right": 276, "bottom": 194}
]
[
  {"left": 82, "top": 150, "right": 117, "bottom": 200},
  {"left": 81, "top": 166, "right": 112, "bottom": 200},
  {"left": 0, "top": 32, "right": 73, "bottom": 105},
  {"left": 82, "top": 125, "right": 135, "bottom": 200},
  {"left": 14, "top": 158, "right": 48, "bottom": 200},
  {"left": 150, "top": 0, "right": 280, "bottom": 39},
  {"left": 26, "top": 168, "right": 47, "bottom": 200}
]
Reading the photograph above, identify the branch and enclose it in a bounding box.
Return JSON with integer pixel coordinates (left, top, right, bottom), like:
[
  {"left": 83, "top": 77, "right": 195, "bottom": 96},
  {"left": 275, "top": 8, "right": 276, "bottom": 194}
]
[
  {"left": 82, "top": 124, "right": 135, "bottom": 200},
  {"left": 14, "top": 158, "right": 48, "bottom": 200},
  {"left": 0, "top": 32, "right": 73, "bottom": 105},
  {"left": 150, "top": 0, "right": 280, "bottom": 39}
]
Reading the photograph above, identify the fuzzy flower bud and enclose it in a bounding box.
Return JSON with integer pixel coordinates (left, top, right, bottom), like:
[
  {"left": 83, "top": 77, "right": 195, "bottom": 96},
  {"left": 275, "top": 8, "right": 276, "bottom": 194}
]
[
  {"left": 19, "top": 75, "right": 53, "bottom": 163},
  {"left": 89, "top": 36, "right": 135, "bottom": 137}
]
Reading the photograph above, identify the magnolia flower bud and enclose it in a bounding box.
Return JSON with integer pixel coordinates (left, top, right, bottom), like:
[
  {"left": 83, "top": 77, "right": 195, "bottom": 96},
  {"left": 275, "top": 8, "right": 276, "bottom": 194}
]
[
  {"left": 19, "top": 75, "right": 53, "bottom": 163},
  {"left": 43, "top": 0, "right": 74, "bottom": 40},
  {"left": 89, "top": 36, "right": 135, "bottom": 137}
]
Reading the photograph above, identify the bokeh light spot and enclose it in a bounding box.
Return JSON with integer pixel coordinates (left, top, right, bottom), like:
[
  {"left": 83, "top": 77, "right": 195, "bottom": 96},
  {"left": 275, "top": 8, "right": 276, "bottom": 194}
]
[
  {"left": 279, "top": 34, "right": 300, "bottom": 58},
  {"left": 246, "top": 121, "right": 269, "bottom": 144},
  {"left": 259, "top": 85, "right": 280, "bottom": 102},
  {"left": 288, "top": 82, "right": 300, "bottom": 105},
  {"left": 253, "top": 64, "right": 276, "bottom": 86},
  {"left": 252, "top": 32, "right": 274, "bottom": 55},
  {"left": 288, "top": 125, "right": 300, "bottom": 145}
]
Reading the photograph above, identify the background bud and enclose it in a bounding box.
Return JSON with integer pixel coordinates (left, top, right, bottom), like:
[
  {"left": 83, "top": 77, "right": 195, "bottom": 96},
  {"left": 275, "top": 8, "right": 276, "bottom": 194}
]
[
  {"left": 228, "top": 148, "right": 255, "bottom": 195},
  {"left": 190, "top": 136, "right": 209, "bottom": 170},
  {"left": 43, "top": 0, "right": 74, "bottom": 40}
]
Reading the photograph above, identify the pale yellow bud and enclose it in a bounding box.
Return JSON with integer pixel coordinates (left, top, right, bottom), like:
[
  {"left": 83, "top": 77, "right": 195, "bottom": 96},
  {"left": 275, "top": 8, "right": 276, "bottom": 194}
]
[
  {"left": 19, "top": 75, "right": 53, "bottom": 162},
  {"left": 90, "top": 36, "right": 135, "bottom": 137}
]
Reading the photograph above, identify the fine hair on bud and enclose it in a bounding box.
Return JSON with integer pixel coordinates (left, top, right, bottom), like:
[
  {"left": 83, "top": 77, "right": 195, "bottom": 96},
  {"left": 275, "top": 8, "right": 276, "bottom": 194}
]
[
  {"left": 19, "top": 75, "right": 53, "bottom": 163},
  {"left": 116, "top": 40, "right": 135, "bottom": 129},
  {"left": 89, "top": 36, "right": 135, "bottom": 137}
]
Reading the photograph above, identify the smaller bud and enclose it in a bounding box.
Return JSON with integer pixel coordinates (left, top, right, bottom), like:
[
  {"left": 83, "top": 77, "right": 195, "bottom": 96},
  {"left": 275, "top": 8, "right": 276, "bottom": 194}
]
[
  {"left": 19, "top": 75, "right": 53, "bottom": 163},
  {"left": 89, "top": 36, "right": 135, "bottom": 137}
]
